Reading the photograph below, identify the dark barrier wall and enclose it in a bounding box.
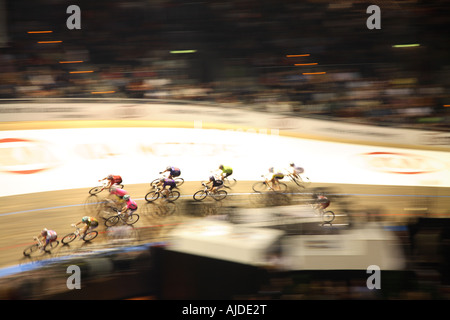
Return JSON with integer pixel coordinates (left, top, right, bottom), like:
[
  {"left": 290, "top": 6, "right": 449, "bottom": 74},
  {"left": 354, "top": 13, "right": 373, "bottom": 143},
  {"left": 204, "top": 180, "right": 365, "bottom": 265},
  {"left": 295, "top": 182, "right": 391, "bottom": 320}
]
[{"left": 151, "top": 246, "right": 268, "bottom": 300}]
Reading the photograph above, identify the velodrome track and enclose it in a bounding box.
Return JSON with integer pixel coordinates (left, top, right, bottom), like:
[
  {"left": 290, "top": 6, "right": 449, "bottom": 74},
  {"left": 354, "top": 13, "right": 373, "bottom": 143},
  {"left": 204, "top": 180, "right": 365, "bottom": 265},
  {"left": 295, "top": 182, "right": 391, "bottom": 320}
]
[
  {"left": 0, "top": 118, "right": 449, "bottom": 275},
  {"left": 0, "top": 180, "right": 449, "bottom": 272}
]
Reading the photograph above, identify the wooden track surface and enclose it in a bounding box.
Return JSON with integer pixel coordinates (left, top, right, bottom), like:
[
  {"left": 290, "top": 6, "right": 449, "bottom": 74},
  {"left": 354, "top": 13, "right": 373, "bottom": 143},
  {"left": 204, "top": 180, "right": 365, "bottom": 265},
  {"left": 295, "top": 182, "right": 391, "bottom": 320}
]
[{"left": 0, "top": 180, "right": 449, "bottom": 270}]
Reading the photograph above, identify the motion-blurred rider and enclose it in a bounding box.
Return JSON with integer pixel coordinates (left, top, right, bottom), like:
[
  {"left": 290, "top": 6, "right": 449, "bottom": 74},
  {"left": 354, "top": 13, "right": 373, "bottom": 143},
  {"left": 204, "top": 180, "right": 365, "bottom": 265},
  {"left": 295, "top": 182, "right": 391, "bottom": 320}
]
[
  {"left": 72, "top": 216, "right": 99, "bottom": 240},
  {"left": 119, "top": 194, "right": 138, "bottom": 220},
  {"left": 99, "top": 174, "right": 123, "bottom": 189},
  {"left": 218, "top": 165, "right": 233, "bottom": 180},
  {"left": 160, "top": 166, "right": 181, "bottom": 180},
  {"left": 205, "top": 175, "right": 224, "bottom": 194},
  {"left": 155, "top": 177, "right": 177, "bottom": 199},
  {"left": 37, "top": 228, "right": 58, "bottom": 251},
  {"left": 266, "top": 167, "right": 284, "bottom": 191},
  {"left": 288, "top": 162, "right": 304, "bottom": 179}
]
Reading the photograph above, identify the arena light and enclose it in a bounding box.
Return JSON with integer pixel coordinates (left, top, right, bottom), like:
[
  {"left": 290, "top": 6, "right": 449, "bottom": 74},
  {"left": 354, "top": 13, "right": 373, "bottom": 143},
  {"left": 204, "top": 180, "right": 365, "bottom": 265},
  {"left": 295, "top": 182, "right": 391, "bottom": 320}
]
[
  {"left": 69, "top": 70, "right": 94, "bottom": 74},
  {"left": 170, "top": 50, "right": 197, "bottom": 54},
  {"left": 27, "top": 31, "right": 53, "bottom": 34},
  {"left": 37, "top": 41, "right": 62, "bottom": 44},
  {"left": 59, "top": 61, "right": 84, "bottom": 64},
  {"left": 91, "top": 91, "right": 115, "bottom": 94},
  {"left": 295, "top": 63, "right": 318, "bottom": 66},
  {"left": 286, "top": 54, "right": 310, "bottom": 57},
  {"left": 302, "top": 72, "right": 326, "bottom": 75},
  {"left": 392, "top": 44, "right": 420, "bottom": 48}
]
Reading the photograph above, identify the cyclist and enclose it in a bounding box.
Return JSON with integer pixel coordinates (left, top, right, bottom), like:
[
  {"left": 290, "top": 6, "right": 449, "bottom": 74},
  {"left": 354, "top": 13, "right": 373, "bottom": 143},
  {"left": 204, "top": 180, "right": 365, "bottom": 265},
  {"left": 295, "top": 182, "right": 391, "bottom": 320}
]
[
  {"left": 72, "top": 216, "right": 99, "bottom": 240},
  {"left": 120, "top": 194, "right": 138, "bottom": 220},
  {"left": 265, "top": 167, "right": 285, "bottom": 191},
  {"left": 109, "top": 187, "right": 129, "bottom": 208},
  {"left": 100, "top": 174, "right": 123, "bottom": 189},
  {"left": 160, "top": 166, "right": 181, "bottom": 179},
  {"left": 155, "top": 177, "right": 177, "bottom": 198},
  {"left": 312, "top": 193, "right": 330, "bottom": 212},
  {"left": 37, "top": 228, "right": 57, "bottom": 251},
  {"left": 218, "top": 165, "right": 233, "bottom": 180},
  {"left": 288, "top": 162, "right": 304, "bottom": 179},
  {"left": 205, "top": 175, "right": 224, "bottom": 194}
]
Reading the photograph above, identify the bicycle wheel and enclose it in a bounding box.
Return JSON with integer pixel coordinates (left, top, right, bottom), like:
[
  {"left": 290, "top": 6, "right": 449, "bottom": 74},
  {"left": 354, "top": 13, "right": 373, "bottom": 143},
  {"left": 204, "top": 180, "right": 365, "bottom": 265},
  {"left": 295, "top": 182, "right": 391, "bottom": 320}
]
[
  {"left": 252, "top": 181, "right": 269, "bottom": 193},
  {"left": 23, "top": 244, "right": 40, "bottom": 257},
  {"left": 145, "top": 191, "right": 160, "bottom": 202},
  {"left": 89, "top": 186, "right": 103, "bottom": 195},
  {"left": 223, "top": 177, "right": 237, "bottom": 188},
  {"left": 212, "top": 189, "right": 227, "bottom": 201},
  {"left": 291, "top": 177, "right": 306, "bottom": 189},
  {"left": 322, "top": 211, "right": 335, "bottom": 223},
  {"left": 83, "top": 230, "right": 98, "bottom": 241},
  {"left": 150, "top": 178, "right": 160, "bottom": 187},
  {"left": 193, "top": 190, "right": 208, "bottom": 201},
  {"left": 84, "top": 195, "right": 102, "bottom": 215},
  {"left": 44, "top": 240, "right": 59, "bottom": 252},
  {"left": 105, "top": 215, "right": 120, "bottom": 227},
  {"left": 273, "top": 182, "right": 288, "bottom": 193},
  {"left": 174, "top": 177, "right": 184, "bottom": 187},
  {"left": 167, "top": 190, "right": 180, "bottom": 202},
  {"left": 157, "top": 202, "right": 176, "bottom": 217},
  {"left": 126, "top": 214, "right": 140, "bottom": 225},
  {"left": 62, "top": 233, "right": 77, "bottom": 244}
]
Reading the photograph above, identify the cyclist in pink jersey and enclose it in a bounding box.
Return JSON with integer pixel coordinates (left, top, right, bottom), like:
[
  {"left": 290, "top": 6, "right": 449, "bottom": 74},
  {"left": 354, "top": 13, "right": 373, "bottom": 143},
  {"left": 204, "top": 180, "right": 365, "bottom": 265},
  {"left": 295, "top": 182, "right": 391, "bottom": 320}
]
[
  {"left": 120, "top": 194, "right": 138, "bottom": 219},
  {"left": 108, "top": 187, "right": 129, "bottom": 209},
  {"left": 110, "top": 187, "right": 128, "bottom": 199}
]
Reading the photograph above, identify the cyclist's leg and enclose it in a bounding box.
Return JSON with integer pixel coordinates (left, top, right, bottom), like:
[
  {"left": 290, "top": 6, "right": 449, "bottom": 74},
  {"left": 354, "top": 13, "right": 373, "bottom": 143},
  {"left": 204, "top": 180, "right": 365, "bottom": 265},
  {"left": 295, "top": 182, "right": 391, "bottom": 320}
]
[{"left": 80, "top": 224, "right": 89, "bottom": 237}]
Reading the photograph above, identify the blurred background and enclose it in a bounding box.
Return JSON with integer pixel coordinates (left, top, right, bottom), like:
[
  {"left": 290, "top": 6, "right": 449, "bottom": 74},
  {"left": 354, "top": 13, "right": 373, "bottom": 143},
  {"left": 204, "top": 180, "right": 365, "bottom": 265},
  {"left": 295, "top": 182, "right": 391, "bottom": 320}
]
[
  {"left": 1, "top": 0, "right": 449, "bottom": 130},
  {"left": 0, "top": 0, "right": 450, "bottom": 301}
]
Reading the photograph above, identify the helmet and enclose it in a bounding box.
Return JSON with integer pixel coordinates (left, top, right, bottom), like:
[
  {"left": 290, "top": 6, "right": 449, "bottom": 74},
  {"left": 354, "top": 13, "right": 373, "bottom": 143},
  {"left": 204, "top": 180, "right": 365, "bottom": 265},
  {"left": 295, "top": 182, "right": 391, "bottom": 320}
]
[
  {"left": 290, "top": 163, "right": 295, "bottom": 167},
  {"left": 159, "top": 177, "right": 165, "bottom": 182},
  {"left": 107, "top": 174, "right": 113, "bottom": 179},
  {"left": 41, "top": 228, "right": 48, "bottom": 236},
  {"left": 81, "top": 216, "right": 89, "bottom": 223},
  {"left": 219, "top": 165, "right": 224, "bottom": 170},
  {"left": 269, "top": 167, "right": 274, "bottom": 173},
  {"left": 123, "top": 194, "right": 130, "bottom": 201},
  {"left": 166, "top": 166, "right": 172, "bottom": 170},
  {"left": 209, "top": 175, "right": 215, "bottom": 181}
]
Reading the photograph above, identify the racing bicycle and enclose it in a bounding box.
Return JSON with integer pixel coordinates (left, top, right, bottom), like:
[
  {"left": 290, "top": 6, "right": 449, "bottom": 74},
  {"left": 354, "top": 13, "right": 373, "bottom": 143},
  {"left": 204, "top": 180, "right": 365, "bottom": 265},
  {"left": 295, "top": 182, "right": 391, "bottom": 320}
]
[
  {"left": 150, "top": 175, "right": 184, "bottom": 188},
  {"left": 193, "top": 183, "right": 227, "bottom": 201},
  {"left": 222, "top": 176, "right": 237, "bottom": 189},
  {"left": 286, "top": 173, "right": 311, "bottom": 189},
  {"left": 104, "top": 209, "right": 140, "bottom": 227},
  {"left": 145, "top": 184, "right": 180, "bottom": 202},
  {"left": 252, "top": 176, "right": 288, "bottom": 193},
  {"left": 310, "top": 204, "right": 335, "bottom": 223},
  {"left": 89, "top": 180, "right": 124, "bottom": 195},
  {"left": 61, "top": 226, "right": 99, "bottom": 244},
  {"left": 23, "top": 237, "right": 59, "bottom": 257}
]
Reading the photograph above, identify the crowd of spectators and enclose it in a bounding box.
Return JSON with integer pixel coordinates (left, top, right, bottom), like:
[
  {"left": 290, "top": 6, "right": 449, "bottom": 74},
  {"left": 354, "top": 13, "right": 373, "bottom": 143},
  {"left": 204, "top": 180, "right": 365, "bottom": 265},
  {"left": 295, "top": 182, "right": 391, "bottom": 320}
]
[{"left": 1, "top": 0, "right": 449, "bottom": 131}]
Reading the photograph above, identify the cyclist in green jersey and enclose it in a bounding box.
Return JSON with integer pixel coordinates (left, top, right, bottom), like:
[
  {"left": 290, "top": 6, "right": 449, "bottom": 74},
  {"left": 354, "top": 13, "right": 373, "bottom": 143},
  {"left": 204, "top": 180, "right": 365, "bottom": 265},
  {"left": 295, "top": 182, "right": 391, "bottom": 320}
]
[{"left": 218, "top": 165, "right": 233, "bottom": 180}]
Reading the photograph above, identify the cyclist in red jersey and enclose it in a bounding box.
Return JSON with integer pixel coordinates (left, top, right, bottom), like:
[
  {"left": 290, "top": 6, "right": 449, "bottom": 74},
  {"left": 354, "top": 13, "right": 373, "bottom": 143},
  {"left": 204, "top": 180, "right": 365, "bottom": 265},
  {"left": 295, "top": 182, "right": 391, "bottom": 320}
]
[
  {"left": 313, "top": 193, "right": 330, "bottom": 210},
  {"left": 99, "top": 174, "right": 123, "bottom": 189}
]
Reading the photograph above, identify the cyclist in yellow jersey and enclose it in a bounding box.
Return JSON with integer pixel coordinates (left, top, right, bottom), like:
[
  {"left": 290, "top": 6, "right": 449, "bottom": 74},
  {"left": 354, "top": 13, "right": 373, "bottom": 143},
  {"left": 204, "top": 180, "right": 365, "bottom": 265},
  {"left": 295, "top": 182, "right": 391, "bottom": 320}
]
[
  {"left": 72, "top": 216, "right": 99, "bottom": 239},
  {"left": 266, "top": 167, "right": 285, "bottom": 191}
]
